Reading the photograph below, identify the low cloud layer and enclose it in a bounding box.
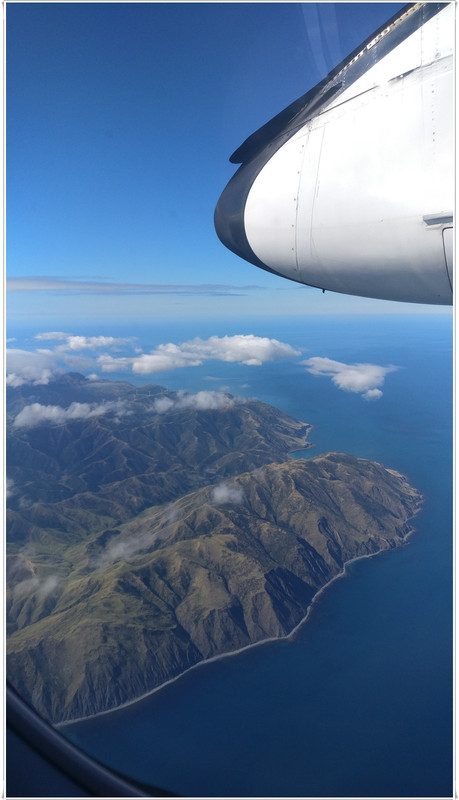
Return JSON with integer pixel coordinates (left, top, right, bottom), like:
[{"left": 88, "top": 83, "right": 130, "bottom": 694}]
[
  {"left": 303, "top": 357, "right": 397, "bottom": 400},
  {"left": 13, "top": 400, "right": 128, "bottom": 429},
  {"left": 7, "top": 332, "right": 300, "bottom": 386},
  {"left": 6, "top": 330, "right": 398, "bottom": 404}
]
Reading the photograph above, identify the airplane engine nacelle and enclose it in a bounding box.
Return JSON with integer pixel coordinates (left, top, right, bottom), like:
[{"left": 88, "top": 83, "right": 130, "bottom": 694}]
[{"left": 215, "top": 2, "right": 453, "bottom": 305}]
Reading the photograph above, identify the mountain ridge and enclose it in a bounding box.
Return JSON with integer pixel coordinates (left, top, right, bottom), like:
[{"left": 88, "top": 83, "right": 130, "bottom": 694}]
[{"left": 6, "top": 375, "right": 422, "bottom": 724}]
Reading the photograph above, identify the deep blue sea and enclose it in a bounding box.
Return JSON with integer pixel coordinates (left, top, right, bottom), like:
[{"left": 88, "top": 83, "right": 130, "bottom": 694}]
[{"left": 12, "top": 314, "right": 453, "bottom": 797}]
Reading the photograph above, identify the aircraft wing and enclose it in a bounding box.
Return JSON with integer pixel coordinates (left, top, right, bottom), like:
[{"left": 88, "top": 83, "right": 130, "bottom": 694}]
[{"left": 215, "top": 2, "right": 454, "bottom": 305}]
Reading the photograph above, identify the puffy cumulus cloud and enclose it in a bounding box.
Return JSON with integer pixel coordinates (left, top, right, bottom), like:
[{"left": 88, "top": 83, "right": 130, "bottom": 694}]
[
  {"left": 153, "top": 397, "right": 176, "bottom": 414},
  {"left": 6, "top": 348, "right": 62, "bottom": 387},
  {"left": 7, "top": 332, "right": 300, "bottom": 384},
  {"left": 186, "top": 334, "right": 300, "bottom": 366},
  {"left": 131, "top": 334, "right": 300, "bottom": 374},
  {"left": 132, "top": 343, "right": 203, "bottom": 374},
  {"left": 13, "top": 399, "right": 128, "bottom": 429},
  {"left": 303, "top": 357, "right": 397, "bottom": 400},
  {"left": 210, "top": 482, "right": 245, "bottom": 506},
  {"left": 363, "top": 388, "right": 383, "bottom": 401}
]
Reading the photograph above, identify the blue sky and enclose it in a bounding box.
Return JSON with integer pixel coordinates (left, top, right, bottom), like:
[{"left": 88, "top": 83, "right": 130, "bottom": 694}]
[{"left": 7, "top": 1, "right": 448, "bottom": 324}]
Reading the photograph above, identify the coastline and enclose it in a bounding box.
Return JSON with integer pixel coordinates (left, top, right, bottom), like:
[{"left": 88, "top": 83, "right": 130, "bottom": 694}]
[{"left": 58, "top": 519, "right": 418, "bottom": 729}]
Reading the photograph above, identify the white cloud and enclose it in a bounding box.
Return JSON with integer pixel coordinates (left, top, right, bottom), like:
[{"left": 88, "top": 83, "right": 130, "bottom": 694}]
[
  {"left": 7, "top": 333, "right": 300, "bottom": 385},
  {"left": 153, "top": 390, "right": 237, "bottom": 414},
  {"left": 363, "top": 388, "right": 383, "bottom": 401},
  {"left": 6, "top": 478, "right": 15, "bottom": 499},
  {"left": 132, "top": 343, "right": 203, "bottom": 374},
  {"left": 12, "top": 574, "right": 61, "bottom": 599},
  {"left": 131, "top": 334, "right": 300, "bottom": 374},
  {"left": 100, "top": 537, "right": 149, "bottom": 565},
  {"left": 153, "top": 397, "right": 176, "bottom": 414},
  {"left": 6, "top": 349, "right": 62, "bottom": 387},
  {"left": 12, "top": 400, "right": 128, "bottom": 429},
  {"left": 38, "top": 575, "right": 61, "bottom": 596},
  {"left": 6, "top": 346, "right": 95, "bottom": 386},
  {"left": 302, "top": 357, "right": 397, "bottom": 399},
  {"left": 176, "top": 390, "right": 236, "bottom": 411},
  {"left": 35, "top": 331, "right": 70, "bottom": 341},
  {"left": 36, "top": 332, "right": 133, "bottom": 351},
  {"left": 97, "top": 517, "right": 174, "bottom": 566},
  {"left": 185, "top": 334, "right": 301, "bottom": 366},
  {"left": 211, "top": 482, "right": 245, "bottom": 505},
  {"left": 63, "top": 335, "right": 132, "bottom": 351}
]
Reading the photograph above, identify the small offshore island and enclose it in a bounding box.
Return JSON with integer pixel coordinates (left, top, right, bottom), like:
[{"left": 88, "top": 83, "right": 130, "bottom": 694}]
[{"left": 6, "top": 374, "right": 422, "bottom": 725}]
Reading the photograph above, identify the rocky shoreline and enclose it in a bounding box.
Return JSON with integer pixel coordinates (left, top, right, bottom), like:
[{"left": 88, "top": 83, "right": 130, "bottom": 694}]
[
  {"left": 58, "top": 513, "right": 420, "bottom": 728},
  {"left": 8, "top": 452, "right": 422, "bottom": 725}
]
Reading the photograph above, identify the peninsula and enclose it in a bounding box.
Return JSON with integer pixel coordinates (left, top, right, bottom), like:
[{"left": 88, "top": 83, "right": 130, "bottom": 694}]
[{"left": 6, "top": 374, "right": 422, "bottom": 724}]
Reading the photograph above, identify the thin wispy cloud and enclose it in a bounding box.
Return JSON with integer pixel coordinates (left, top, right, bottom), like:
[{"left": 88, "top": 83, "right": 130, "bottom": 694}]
[
  {"left": 96, "top": 501, "right": 184, "bottom": 567},
  {"left": 7, "top": 276, "right": 264, "bottom": 296},
  {"left": 94, "top": 481, "right": 246, "bottom": 569},
  {"left": 12, "top": 574, "right": 61, "bottom": 600},
  {"left": 34, "top": 331, "right": 71, "bottom": 340},
  {"left": 302, "top": 357, "right": 397, "bottom": 400}
]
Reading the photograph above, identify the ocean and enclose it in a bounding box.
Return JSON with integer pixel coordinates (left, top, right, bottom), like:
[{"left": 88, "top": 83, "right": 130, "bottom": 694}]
[{"left": 11, "top": 314, "right": 453, "bottom": 797}]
